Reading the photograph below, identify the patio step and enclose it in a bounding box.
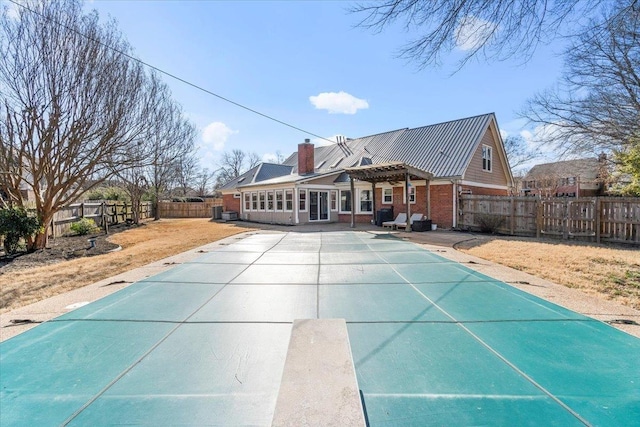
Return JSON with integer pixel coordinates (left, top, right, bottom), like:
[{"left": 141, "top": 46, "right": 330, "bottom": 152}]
[{"left": 271, "top": 319, "right": 366, "bottom": 427}]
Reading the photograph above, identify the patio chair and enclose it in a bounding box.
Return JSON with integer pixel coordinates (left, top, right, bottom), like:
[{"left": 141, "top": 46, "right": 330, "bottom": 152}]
[
  {"left": 382, "top": 213, "right": 407, "bottom": 229},
  {"left": 396, "top": 213, "right": 424, "bottom": 230}
]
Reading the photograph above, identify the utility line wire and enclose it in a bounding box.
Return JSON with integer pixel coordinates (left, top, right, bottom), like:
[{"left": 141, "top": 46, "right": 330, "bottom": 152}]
[{"left": 6, "top": 0, "right": 336, "bottom": 145}]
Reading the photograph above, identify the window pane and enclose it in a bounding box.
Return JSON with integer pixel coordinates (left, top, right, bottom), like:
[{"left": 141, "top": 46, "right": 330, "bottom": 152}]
[
  {"left": 285, "top": 190, "right": 293, "bottom": 211},
  {"left": 299, "top": 190, "right": 307, "bottom": 211},
  {"left": 383, "top": 188, "right": 392, "bottom": 203},
  {"left": 340, "top": 190, "right": 351, "bottom": 212},
  {"left": 267, "top": 192, "right": 274, "bottom": 211},
  {"left": 251, "top": 192, "right": 258, "bottom": 210},
  {"left": 276, "top": 191, "right": 283, "bottom": 211},
  {"left": 360, "top": 189, "right": 372, "bottom": 212},
  {"left": 259, "top": 192, "right": 265, "bottom": 210}
]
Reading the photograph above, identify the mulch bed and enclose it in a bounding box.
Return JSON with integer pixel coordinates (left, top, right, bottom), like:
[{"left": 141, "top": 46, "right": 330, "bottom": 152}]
[{"left": 0, "top": 223, "right": 138, "bottom": 273}]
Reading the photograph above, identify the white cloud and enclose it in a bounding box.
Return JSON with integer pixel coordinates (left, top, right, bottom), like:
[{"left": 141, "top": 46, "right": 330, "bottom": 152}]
[
  {"left": 309, "top": 91, "right": 369, "bottom": 115},
  {"left": 455, "top": 15, "right": 497, "bottom": 51},
  {"left": 311, "top": 134, "right": 345, "bottom": 147},
  {"left": 201, "top": 121, "right": 238, "bottom": 151}
]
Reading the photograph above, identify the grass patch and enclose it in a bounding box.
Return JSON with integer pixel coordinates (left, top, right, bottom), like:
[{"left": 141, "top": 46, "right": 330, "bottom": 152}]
[
  {"left": 460, "top": 238, "right": 640, "bottom": 309},
  {"left": 0, "top": 219, "right": 250, "bottom": 313}
]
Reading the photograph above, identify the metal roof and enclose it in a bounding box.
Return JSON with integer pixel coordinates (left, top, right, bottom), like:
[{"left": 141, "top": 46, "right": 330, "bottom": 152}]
[
  {"left": 218, "top": 163, "right": 293, "bottom": 191},
  {"left": 285, "top": 114, "right": 495, "bottom": 179},
  {"left": 222, "top": 113, "right": 498, "bottom": 190}
]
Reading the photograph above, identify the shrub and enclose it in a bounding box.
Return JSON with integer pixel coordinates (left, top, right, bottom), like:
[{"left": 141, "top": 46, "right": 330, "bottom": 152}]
[
  {"left": 85, "top": 186, "right": 129, "bottom": 201},
  {"left": 0, "top": 207, "right": 42, "bottom": 254},
  {"left": 70, "top": 218, "right": 100, "bottom": 236},
  {"left": 476, "top": 213, "right": 506, "bottom": 234}
]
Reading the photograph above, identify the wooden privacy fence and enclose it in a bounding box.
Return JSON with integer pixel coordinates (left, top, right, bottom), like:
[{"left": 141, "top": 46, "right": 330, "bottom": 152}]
[
  {"left": 52, "top": 201, "right": 152, "bottom": 236},
  {"left": 459, "top": 195, "right": 640, "bottom": 245},
  {"left": 157, "top": 199, "right": 223, "bottom": 218}
]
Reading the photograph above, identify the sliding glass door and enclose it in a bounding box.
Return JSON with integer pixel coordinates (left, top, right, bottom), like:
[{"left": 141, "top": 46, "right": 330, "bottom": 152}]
[{"left": 309, "top": 191, "right": 329, "bottom": 221}]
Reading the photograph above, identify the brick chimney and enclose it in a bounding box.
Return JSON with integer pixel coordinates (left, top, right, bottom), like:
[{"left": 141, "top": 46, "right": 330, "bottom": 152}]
[{"left": 298, "top": 139, "right": 315, "bottom": 175}]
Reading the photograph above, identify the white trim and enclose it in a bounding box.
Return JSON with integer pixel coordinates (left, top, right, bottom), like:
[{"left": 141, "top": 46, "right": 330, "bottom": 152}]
[
  {"left": 275, "top": 190, "right": 284, "bottom": 212},
  {"left": 299, "top": 189, "right": 308, "bottom": 212},
  {"left": 459, "top": 180, "right": 509, "bottom": 190},
  {"left": 402, "top": 186, "right": 417, "bottom": 204},
  {"left": 482, "top": 144, "right": 493, "bottom": 172},
  {"left": 357, "top": 188, "right": 373, "bottom": 214},
  {"left": 294, "top": 189, "right": 299, "bottom": 224},
  {"left": 381, "top": 187, "right": 393, "bottom": 204},
  {"left": 330, "top": 190, "right": 338, "bottom": 212},
  {"left": 339, "top": 189, "right": 352, "bottom": 214}
]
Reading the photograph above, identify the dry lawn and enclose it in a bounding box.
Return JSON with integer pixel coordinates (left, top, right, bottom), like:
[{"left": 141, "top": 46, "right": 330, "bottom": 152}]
[
  {"left": 0, "top": 219, "right": 250, "bottom": 313},
  {"left": 460, "top": 238, "right": 640, "bottom": 309}
]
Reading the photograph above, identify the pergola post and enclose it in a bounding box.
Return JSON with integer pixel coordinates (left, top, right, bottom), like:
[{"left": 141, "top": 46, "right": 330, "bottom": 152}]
[
  {"left": 405, "top": 171, "right": 412, "bottom": 233},
  {"left": 350, "top": 176, "right": 355, "bottom": 228}
]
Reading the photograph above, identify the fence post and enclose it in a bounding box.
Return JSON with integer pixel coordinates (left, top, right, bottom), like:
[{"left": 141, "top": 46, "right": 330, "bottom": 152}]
[
  {"left": 510, "top": 198, "right": 515, "bottom": 235},
  {"left": 536, "top": 199, "right": 542, "bottom": 238},
  {"left": 80, "top": 202, "right": 84, "bottom": 218},
  {"left": 563, "top": 198, "right": 569, "bottom": 240},
  {"left": 595, "top": 198, "right": 601, "bottom": 243}
]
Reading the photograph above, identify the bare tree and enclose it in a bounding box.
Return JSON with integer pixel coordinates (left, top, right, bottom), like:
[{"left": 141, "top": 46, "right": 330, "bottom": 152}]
[
  {"left": 0, "top": 0, "right": 158, "bottom": 248},
  {"left": 524, "top": 3, "right": 640, "bottom": 155},
  {"left": 195, "top": 168, "right": 217, "bottom": 196},
  {"left": 351, "top": 0, "right": 620, "bottom": 69},
  {"left": 144, "top": 79, "right": 197, "bottom": 219},
  {"left": 503, "top": 135, "right": 541, "bottom": 170},
  {"left": 175, "top": 152, "right": 199, "bottom": 197},
  {"left": 215, "top": 149, "right": 260, "bottom": 189}
]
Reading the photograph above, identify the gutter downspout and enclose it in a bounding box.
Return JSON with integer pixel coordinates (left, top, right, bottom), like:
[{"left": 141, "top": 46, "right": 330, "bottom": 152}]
[
  {"left": 452, "top": 180, "right": 458, "bottom": 228},
  {"left": 295, "top": 187, "right": 299, "bottom": 224}
]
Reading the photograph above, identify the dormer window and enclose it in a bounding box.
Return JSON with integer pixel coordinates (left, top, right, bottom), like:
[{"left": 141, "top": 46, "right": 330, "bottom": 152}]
[{"left": 315, "top": 160, "right": 326, "bottom": 169}]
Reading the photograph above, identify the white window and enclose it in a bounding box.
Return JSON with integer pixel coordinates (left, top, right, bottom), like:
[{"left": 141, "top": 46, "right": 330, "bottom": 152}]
[
  {"left": 299, "top": 189, "right": 307, "bottom": 212},
  {"left": 404, "top": 186, "right": 416, "bottom": 204},
  {"left": 259, "top": 191, "right": 266, "bottom": 211},
  {"left": 267, "top": 191, "right": 274, "bottom": 211},
  {"left": 482, "top": 145, "right": 492, "bottom": 172},
  {"left": 359, "top": 189, "right": 372, "bottom": 213},
  {"left": 382, "top": 188, "right": 393, "bottom": 204},
  {"left": 285, "top": 189, "right": 293, "bottom": 211},
  {"left": 340, "top": 190, "right": 352, "bottom": 213},
  {"left": 251, "top": 192, "right": 258, "bottom": 211},
  {"left": 243, "top": 193, "right": 250, "bottom": 211},
  {"left": 275, "top": 190, "right": 283, "bottom": 211},
  {"left": 330, "top": 190, "right": 338, "bottom": 211}
]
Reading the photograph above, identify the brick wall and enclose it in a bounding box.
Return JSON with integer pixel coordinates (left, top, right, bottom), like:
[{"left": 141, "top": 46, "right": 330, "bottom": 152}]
[
  {"left": 222, "top": 194, "right": 241, "bottom": 213},
  {"left": 338, "top": 213, "right": 375, "bottom": 224},
  {"left": 429, "top": 184, "right": 454, "bottom": 228},
  {"left": 374, "top": 184, "right": 455, "bottom": 228}
]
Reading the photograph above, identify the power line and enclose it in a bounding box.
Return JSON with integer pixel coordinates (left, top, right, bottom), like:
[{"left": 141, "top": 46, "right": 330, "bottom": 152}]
[{"left": 6, "top": 0, "right": 336, "bottom": 145}]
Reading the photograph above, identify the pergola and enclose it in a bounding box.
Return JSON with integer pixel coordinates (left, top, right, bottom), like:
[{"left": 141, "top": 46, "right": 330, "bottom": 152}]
[{"left": 345, "top": 162, "right": 434, "bottom": 232}]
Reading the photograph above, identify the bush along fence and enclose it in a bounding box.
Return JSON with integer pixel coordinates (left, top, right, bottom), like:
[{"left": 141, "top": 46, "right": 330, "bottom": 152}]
[
  {"left": 458, "top": 195, "right": 640, "bottom": 245},
  {"left": 51, "top": 201, "right": 152, "bottom": 237},
  {"left": 157, "top": 199, "right": 223, "bottom": 218}
]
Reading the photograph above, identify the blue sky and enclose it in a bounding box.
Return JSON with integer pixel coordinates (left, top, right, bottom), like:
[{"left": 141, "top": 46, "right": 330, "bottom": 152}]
[{"left": 6, "top": 0, "right": 568, "bottom": 172}]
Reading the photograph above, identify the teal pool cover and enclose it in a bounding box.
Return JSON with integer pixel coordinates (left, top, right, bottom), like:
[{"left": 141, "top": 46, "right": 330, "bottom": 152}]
[{"left": 1, "top": 231, "right": 639, "bottom": 426}]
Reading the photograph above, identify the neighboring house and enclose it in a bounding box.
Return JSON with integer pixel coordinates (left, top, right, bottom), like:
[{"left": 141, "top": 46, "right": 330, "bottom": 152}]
[
  {"left": 219, "top": 113, "right": 513, "bottom": 229},
  {"left": 522, "top": 156, "right": 608, "bottom": 197}
]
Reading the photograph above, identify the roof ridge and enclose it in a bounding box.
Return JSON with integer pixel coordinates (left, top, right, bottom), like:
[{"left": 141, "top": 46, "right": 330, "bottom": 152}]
[{"left": 406, "top": 112, "right": 494, "bottom": 132}]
